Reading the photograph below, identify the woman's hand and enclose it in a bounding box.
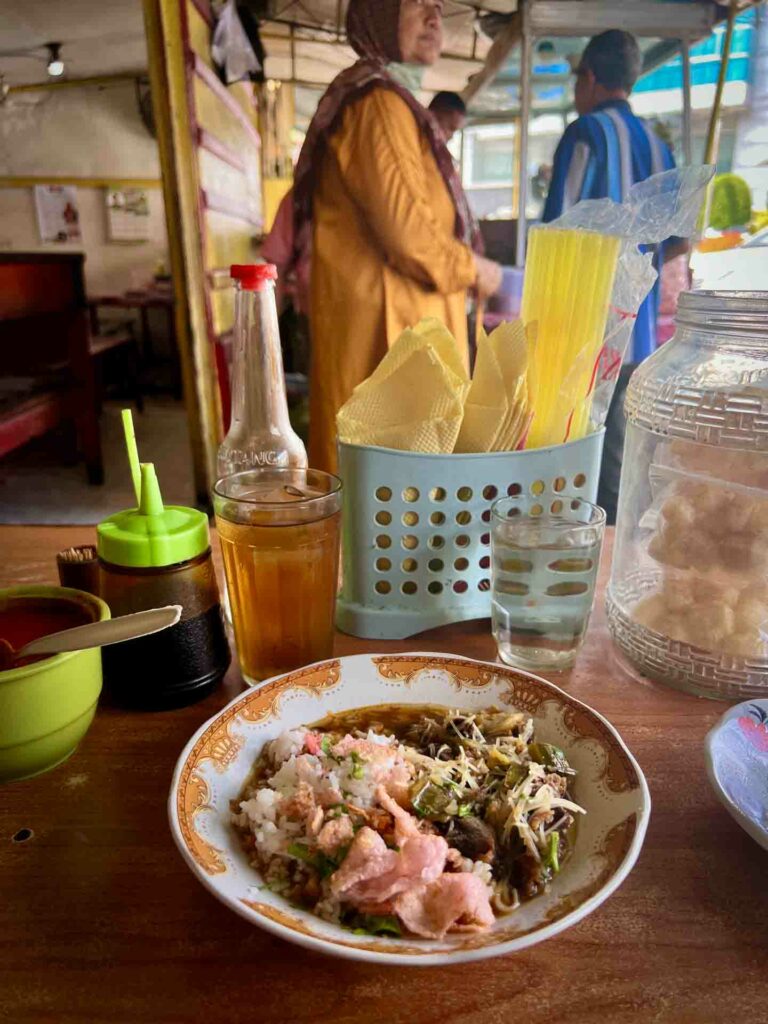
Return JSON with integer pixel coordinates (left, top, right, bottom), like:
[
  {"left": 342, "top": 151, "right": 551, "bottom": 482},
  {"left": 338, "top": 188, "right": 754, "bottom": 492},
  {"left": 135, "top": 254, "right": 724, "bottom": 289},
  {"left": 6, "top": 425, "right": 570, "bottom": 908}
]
[{"left": 474, "top": 256, "right": 503, "bottom": 299}]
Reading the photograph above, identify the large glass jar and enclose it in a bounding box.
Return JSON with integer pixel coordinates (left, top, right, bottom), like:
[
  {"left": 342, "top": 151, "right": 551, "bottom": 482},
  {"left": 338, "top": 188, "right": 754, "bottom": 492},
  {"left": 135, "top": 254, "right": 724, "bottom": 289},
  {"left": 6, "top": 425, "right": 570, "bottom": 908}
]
[{"left": 607, "top": 290, "right": 768, "bottom": 700}]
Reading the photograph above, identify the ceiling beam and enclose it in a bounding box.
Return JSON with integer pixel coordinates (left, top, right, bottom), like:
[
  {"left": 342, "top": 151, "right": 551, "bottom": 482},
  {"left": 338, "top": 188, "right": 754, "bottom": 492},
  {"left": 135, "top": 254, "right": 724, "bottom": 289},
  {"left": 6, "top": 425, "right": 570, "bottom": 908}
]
[
  {"left": 462, "top": 9, "right": 521, "bottom": 102},
  {"left": 7, "top": 72, "right": 142, "bottom": 94},
  {"left": 260, "top": 30, "right": 485, "bottom": 66},
  {"left": 527, "top": 0, "right": 716, "bottom": 38}
]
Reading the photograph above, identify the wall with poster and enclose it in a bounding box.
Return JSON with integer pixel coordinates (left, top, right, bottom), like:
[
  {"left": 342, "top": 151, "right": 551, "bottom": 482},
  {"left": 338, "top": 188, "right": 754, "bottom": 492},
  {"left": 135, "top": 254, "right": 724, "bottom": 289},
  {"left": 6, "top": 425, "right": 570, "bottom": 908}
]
[{"left": 0, "top": 80, "right": 168, "bottom": 295}]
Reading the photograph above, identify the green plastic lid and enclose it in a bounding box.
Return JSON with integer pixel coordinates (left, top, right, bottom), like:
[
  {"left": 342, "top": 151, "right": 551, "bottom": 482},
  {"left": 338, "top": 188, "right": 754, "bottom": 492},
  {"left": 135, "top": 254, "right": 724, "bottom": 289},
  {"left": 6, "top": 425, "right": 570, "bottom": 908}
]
[{"left": 96, "top": 411, "right": 210, "bottom": 568}]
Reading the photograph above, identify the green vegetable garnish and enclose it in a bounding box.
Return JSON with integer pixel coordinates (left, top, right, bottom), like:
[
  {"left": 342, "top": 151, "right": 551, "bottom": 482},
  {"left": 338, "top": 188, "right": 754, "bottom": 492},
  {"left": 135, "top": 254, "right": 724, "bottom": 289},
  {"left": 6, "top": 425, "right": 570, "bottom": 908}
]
[
  {"left": 287, "top": 842, "right": 314, "bottom": 863},
  {"left": 321, "top": 736, "right": 332, "bottom": 756},
  {"left": 457, "top": 802, "right": 473, "bottom": 818},
  {"left": 487, "top": 747, "right": 512, "bottom": 768},
  {"left": 542, "top": 833, "right": 560, "bottom": 873},
  {"left": 504, "top": 763, "right": 528, "bottom": 787},
  {"left": 411, "top": 780, "right": 455, "bottom": 820},
  {"left": 351, "top": 914, "right": 402, "bottom": 937},
  {"left": 287, "top": 842, "right": 342, "bottom": 878},
  {"left": 327, "top": 803, "right": 350, "bottom": 819},
  {"left": 528, "top": 743, "right": 575, "bottom": 776},
  {"left": 349, "top": 750, "right": 366, "bottom": 780},
  {"left": 316, "top": 852, "right": 339, "bottom": 878}
]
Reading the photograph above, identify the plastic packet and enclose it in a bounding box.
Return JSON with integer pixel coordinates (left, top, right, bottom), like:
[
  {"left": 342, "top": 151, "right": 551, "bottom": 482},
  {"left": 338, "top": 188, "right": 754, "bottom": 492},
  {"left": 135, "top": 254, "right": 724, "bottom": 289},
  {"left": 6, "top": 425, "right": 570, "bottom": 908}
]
[
  {"left": 548, "top": 165, "right": 715, "bottom": 430},
  {"left": 212, "top": 0, "right": 262, "bottom": 85}
]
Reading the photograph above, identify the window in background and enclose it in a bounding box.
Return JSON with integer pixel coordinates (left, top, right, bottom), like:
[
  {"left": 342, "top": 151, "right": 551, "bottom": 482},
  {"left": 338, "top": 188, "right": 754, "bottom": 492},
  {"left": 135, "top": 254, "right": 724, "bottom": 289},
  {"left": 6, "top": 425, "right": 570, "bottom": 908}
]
[
  {"left": 462, "top": 124, "right": 517, "bottom": 220},
  {"left": 527, "top": 114, "right": 567, "bottom": 220},
  {"left": 470, "top": 130, "right": 515, "bottom": 184},
  {"left": 447, "top": 132, "right": 462, "bottom": 163}
]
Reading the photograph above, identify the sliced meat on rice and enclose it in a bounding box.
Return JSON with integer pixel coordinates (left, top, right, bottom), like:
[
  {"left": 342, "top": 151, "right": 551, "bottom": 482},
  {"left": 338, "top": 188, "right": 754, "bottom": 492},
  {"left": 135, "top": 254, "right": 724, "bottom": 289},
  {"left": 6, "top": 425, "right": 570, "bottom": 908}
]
[
  {"left": 296, "top": 756, "right": 344, "bottom": 807},
  {"left": 316, "top": 815, "right": 355, "bottom": 855},
  {"left": 282, "top": 781, "right": 316, "bottom": 824},
  {"left": 329, "top": 827, "right": 393, "bottom": 897},
  {"left": 308, "top": 805, "right": 324, "bottom": 837},
  {"left": 303, "top": 731, "right": 323, "bottom": 756},
  {"left": 330, "top": 825, "right": 448, "bottom": 904},
  {"left": 393, "top": 872, "right": 495, "bottom": 939},
  {"left": 331, "top": 737, "right": 413, "bottom": 804},
  {"left": 375, "top": 785, "right": 421, "bottom": 841}
]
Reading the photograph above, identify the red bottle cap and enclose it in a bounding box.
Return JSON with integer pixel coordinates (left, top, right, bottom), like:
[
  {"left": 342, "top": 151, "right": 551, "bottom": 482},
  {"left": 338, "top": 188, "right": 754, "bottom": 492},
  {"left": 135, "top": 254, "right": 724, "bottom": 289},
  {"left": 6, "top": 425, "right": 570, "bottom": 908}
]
[{"left": 230, "top": 264, "right": 278, "bottom": 291}]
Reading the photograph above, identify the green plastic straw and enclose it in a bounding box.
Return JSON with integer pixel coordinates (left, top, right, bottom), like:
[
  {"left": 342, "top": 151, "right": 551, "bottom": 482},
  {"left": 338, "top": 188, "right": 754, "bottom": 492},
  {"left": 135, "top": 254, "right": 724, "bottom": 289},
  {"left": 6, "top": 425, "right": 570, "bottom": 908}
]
[{"left": 121, "top": 408, "right": 142, "bottom": 508}]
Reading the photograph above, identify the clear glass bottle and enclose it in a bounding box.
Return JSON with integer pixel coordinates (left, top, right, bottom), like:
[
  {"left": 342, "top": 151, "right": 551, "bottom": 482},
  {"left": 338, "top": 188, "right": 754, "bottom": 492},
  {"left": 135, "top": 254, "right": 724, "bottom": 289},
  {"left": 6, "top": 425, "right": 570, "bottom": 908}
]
[
  {"left": 607, "top": 289, "right": 768, "bottom": 700},
  {"left": 217, "top": 264, "right": 307, "bottom": 479}
]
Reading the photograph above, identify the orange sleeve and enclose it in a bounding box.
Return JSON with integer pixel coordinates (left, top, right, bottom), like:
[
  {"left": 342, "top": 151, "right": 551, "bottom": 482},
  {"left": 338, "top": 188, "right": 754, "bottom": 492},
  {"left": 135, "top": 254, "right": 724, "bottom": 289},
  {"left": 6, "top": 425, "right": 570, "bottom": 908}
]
[{"left": 329, "top": 88, "right": 477, "bottom": 295}]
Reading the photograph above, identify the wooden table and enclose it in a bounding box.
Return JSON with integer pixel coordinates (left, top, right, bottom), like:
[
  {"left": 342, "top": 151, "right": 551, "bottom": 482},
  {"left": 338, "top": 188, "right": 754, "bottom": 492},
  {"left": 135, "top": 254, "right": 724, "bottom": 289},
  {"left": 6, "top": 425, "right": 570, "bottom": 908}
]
[
  {"left": 90, "top": 287, "right": 181, "bottom": 400},
  {"left": 1, "top": 526, "right": 766, "bottom": 1024}
]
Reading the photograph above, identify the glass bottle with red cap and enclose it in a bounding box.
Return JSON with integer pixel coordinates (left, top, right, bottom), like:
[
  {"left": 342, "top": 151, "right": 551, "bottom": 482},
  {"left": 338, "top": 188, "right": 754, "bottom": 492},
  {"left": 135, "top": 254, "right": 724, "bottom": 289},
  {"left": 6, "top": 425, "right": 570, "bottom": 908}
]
[{"left": 217, "top": 263, "right": 307, "bottom": 478}]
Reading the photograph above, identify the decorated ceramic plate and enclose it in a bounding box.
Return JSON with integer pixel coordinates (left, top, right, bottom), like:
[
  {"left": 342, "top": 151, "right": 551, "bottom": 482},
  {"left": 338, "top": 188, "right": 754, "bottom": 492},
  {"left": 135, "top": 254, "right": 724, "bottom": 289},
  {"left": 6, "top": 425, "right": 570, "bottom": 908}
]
[
  {"left": 705, "top": 699, "right": 768, "bottom": 852},
  {"left": 168, "top": 653, "right": 650, "bottom": 965}
]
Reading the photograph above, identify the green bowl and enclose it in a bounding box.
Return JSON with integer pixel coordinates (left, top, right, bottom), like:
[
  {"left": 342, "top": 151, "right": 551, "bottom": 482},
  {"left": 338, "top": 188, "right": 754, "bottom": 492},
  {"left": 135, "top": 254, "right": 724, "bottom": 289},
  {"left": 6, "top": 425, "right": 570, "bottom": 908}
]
[{"left": 0, "top": 586, "right": 110, "bottom": 783}]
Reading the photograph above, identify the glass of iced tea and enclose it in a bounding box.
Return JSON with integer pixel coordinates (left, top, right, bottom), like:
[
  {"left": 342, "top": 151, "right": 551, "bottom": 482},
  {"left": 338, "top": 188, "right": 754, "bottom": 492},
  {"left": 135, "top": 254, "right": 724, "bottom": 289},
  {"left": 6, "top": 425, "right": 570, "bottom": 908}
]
[{"left": 213, "top": 468, "right": 342, "bottom": 685}]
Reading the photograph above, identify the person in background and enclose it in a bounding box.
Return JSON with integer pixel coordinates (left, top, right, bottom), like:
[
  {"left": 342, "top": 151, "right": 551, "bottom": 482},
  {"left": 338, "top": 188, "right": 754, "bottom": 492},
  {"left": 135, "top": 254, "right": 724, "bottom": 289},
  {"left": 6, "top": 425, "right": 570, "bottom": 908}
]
[
  {"left": 428, "top": 90, "right": 467, "bottom": 143},
  {"left": 542, "top": 29, "right": 686, "bottom": 524},
  {"left": 261, "top": 188, "right": 311, "bottom": 375},
  {"left": 292, "top": 0, "right": 501, "bottom": 473},
  {"left": 261, "top": 188, "right": 310, "bottom": 319}
]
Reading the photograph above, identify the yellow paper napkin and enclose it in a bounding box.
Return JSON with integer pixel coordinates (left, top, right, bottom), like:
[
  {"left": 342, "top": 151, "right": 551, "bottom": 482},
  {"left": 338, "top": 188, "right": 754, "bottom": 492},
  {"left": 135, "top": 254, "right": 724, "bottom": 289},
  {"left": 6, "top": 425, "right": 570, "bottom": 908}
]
[
  {"left": 337, "top": 319, "right": 469, "bottom": 453},
  {"left": 454, "top": 321, "right": 529, "bottom": 453}
]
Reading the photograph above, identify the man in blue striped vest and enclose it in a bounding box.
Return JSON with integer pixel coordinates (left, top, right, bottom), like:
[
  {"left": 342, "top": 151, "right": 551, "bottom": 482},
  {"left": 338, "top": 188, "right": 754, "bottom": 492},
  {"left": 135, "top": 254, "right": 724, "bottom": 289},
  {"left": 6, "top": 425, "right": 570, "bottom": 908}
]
[{"left": 543, "top": 29, "right": 682, "bottom": 362}]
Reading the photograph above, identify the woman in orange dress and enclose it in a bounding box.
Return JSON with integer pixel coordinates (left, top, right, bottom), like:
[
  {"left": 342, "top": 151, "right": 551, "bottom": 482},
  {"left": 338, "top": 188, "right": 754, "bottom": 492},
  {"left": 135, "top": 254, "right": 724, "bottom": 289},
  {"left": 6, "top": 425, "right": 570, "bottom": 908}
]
[{"left": 293, "top": 0, "right": 501, "bottom": 473}]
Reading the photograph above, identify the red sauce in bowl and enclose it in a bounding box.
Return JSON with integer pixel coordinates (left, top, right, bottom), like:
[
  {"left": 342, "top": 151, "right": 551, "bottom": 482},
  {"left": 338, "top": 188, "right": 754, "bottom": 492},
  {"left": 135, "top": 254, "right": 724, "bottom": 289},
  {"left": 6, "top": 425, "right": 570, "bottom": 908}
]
[{"left": 0, "top": 598, "right": 94, "bottom": 668}]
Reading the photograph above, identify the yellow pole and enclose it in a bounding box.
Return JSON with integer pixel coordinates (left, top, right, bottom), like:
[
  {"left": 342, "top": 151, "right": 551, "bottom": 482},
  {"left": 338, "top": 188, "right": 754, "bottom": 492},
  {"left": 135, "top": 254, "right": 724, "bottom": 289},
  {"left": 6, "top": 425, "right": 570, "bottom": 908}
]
[
  {"left": 703, "top": 0, "right": 738, "bottom": 165},
  {"left": 142, "top": 0, "right": 223, "bottom": 504},
  {"left": 698, "top": 1, "right": 738, "bottom": 238}
]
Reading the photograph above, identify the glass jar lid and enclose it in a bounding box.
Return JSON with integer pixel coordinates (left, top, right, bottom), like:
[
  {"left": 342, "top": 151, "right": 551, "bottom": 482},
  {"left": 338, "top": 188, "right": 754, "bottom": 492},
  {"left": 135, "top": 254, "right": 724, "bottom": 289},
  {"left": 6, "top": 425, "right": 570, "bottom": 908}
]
[
  {"left": 625, "top": 289, "right": 768, "bottom": 447},
  {"left": 675, "top": 290, "right": 768, "bottom": 338}
]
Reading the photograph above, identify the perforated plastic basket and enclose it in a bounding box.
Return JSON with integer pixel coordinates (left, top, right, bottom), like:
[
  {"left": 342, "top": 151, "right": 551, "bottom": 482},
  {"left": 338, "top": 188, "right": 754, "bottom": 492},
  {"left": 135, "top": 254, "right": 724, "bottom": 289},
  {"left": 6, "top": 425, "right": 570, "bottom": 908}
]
[{"left": 336, "top": 430, "right": 605, "bottom": 639}]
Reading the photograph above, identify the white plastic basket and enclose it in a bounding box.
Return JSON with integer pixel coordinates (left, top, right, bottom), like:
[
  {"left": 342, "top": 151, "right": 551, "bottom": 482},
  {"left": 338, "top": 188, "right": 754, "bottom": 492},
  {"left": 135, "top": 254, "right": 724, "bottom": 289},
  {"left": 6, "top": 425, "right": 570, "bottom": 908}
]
[{"left": 336, "top": 430, "right": 605, "bottom": 639}]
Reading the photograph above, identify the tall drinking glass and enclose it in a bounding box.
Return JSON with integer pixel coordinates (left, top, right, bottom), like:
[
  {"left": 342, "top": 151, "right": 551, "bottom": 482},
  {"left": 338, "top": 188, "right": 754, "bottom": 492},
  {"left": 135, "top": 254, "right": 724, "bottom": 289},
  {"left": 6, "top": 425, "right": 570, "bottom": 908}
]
[
  {"left": 214, "top": 469, "right": 342, "bottom": 685},
  {"left": 491, "top": 495, "right": 605, "bottom": 672}
]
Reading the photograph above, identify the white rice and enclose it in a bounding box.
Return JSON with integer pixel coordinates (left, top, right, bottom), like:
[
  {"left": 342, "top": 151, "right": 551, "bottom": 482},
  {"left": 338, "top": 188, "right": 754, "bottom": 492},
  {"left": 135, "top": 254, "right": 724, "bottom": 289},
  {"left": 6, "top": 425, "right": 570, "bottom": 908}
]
[
  {"left": 268, "top": 729, "right": 306, "bottom": 766},
  {"left": 236, "top": 729, "right": 412, "bottom": 866},
  {"left": 238, "top": 787, "right": 302, "bottom": 857},
  {"left": 458, "top": 855, "right": 494, "bottom": 894}
]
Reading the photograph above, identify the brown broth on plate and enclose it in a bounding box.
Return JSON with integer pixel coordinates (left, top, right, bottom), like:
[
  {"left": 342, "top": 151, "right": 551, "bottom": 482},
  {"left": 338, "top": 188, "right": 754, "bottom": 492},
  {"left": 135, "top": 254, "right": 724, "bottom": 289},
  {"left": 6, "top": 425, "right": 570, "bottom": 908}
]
[{"left": 310, "top": 703, "right": 462, "bottom": 736}]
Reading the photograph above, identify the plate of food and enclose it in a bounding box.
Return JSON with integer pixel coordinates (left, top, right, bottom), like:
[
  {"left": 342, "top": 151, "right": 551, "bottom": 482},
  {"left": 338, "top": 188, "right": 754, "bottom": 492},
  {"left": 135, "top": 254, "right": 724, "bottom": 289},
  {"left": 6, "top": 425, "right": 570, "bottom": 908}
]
[
  {"left": 169, "top": 653, "right": 649, "bottom": 965},
  {"left": 705, "top": 699, "right": 768, "bottom": 852}
]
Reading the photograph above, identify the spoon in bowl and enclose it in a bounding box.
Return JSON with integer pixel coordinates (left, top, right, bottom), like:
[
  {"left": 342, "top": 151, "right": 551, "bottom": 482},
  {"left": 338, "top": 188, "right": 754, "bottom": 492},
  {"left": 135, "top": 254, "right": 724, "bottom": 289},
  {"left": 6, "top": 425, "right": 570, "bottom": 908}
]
[{"left": 0, "top": 605, "right": 182, "bottom": 671}]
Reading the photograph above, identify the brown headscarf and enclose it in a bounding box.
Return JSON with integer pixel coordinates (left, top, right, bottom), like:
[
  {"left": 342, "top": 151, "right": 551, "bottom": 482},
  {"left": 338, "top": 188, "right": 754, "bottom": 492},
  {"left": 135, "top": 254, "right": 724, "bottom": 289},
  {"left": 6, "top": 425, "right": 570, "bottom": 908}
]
[
  {"left": 292, "top": 0, "right": 482, "bottom": 263},
  {"left": 346, "top": 0, "right": 402, "bottom": 62}
]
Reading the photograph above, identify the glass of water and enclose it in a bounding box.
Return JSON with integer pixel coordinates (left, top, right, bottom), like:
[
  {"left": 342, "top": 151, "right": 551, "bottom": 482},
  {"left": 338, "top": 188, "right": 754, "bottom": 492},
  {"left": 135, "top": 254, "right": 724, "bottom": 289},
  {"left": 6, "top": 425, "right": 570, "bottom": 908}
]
[{"left": 491, "top": 495, "right": 606, "bottom": 672}]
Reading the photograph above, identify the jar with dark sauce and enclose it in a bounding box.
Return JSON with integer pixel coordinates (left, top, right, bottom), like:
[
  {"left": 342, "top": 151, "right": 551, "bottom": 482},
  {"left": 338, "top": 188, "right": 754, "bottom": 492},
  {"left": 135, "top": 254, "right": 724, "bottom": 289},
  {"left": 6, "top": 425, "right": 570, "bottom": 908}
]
[{"left": 97, "top": 462, "right": 229, "bottom": 710}]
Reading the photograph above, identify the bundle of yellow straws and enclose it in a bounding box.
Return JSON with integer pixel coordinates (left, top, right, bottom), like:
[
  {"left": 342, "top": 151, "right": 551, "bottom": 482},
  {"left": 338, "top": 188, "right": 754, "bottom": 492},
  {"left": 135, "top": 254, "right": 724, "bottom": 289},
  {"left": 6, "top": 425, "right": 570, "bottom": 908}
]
[{"left": 521, "top": 226, "right": 620, "bottom": 449}]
